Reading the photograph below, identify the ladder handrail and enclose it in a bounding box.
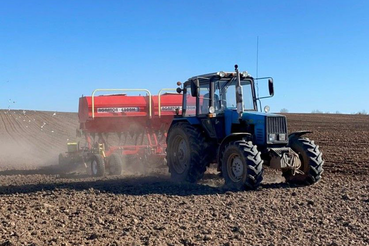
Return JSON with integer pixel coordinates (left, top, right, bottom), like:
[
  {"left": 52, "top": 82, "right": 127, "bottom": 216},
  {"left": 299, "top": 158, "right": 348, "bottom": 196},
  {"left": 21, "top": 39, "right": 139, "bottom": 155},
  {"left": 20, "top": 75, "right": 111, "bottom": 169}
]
[{"left": 157, "top": 88, "right": 179, "bottom": 117}]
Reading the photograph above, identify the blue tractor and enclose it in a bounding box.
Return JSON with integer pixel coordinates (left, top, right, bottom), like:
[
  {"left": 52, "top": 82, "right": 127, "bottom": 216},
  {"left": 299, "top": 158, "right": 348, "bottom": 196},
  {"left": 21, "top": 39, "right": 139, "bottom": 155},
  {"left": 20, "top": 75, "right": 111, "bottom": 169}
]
[{"left": 166, "top": 65, "right": 324, "bottom": 190}]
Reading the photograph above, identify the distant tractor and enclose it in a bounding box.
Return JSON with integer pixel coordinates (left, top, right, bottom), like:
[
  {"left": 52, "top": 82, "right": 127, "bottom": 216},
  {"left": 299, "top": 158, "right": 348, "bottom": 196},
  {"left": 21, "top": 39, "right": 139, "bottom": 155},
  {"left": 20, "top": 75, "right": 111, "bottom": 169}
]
[
  {"left": 166, "top": 65, "right": 324, "bottom": 190},
  {"left": 59, "top": 142, "right": 83, "bottom": 166}
]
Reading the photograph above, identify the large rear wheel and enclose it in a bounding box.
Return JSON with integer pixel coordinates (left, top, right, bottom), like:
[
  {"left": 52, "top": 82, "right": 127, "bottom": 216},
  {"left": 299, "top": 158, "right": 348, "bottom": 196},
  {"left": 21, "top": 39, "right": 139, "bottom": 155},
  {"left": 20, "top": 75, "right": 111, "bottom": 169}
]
[
  {"left": 283, "top": 137, "right": 324, "bottom": 184},
  {"left": 220, "top": 140, "right": 263, "bottom": 190},
  {"left": 167, "top": 122, "right": 210, "bottom": 183}
]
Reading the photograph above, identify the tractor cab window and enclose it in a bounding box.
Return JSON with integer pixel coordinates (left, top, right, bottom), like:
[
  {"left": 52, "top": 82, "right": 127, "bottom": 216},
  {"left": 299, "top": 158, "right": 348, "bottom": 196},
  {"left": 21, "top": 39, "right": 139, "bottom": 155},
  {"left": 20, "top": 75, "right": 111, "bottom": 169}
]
[
  {"left": 199, "top": 85, "right": 210, "bottom": 114},
  {"left": 184, "top": 81, "right": 219, "bottom": 115},
  {"left": 219, "top": 79, "right": 255, "bottom": 111},
  {"left": 213, "top": 87, "right": 222, "bottom": 113},
  {"left": 184, "top": 85, "right": 196, "bottom": 116},
  {"left": 200, "top": 82, "right": 224, "bottom": 114}
]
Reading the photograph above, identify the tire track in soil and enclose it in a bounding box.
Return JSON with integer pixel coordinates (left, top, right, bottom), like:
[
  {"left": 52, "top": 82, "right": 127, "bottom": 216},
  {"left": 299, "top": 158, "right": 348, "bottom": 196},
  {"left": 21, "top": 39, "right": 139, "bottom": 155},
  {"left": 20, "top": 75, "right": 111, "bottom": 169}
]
[
  {"left": 0, "top": 110, "right": 78, "bottom": 165},
  {"left": 11, "top": 112, "right": 51, "bottom": 154},
  {"left": 11, "top": 113, "right": 32, "bottom": 134},
  {"left": 23, "top": 111, "right": 67, "bottom": 154},
  {"left": 0, "top": 112, "right": 22, "bottom": 144},
  {"left": 2, "top": 112, "right": 47, "bottom": 164},
  {"left": 35, "top": 112, "right": 73, "bottom": 150},
  {"left": 3, "top": 113, "right": 18, "bottom": 134},
  {"left": 3, "top": 112, "right": 44, "bottom": 152},
  {"left": 0, "top": 112, "right": 14, "bottom": 140}
]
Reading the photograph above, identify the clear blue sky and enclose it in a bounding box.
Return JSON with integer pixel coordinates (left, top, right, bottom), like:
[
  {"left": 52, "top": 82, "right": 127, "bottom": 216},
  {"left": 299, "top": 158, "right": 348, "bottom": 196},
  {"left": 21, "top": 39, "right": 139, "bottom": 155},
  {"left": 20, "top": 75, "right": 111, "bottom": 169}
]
[{"left": 1, "top": 0, "right": 368, "bottom": 113}]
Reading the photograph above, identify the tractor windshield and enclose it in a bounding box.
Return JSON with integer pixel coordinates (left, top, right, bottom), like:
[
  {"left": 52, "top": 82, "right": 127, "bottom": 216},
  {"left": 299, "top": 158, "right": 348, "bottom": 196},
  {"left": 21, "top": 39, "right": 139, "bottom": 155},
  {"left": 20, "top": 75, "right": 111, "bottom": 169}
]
[{"left": 216, "top": 78, "right": 256, "bottom": 111}]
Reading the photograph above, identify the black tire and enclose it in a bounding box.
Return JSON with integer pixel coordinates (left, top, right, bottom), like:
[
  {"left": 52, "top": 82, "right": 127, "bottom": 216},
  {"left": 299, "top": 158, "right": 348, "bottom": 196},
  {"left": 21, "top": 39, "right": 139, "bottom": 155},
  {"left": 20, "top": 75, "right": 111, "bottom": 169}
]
[
  {"left": 108, "top": 153, "right": 124, "bottom": 175},
  {"left": 283, "top": 137, "right": 324, "bottom": 184},
  {"left": 91, "top": 154, "right": 105, "bottom": 177},
  {"left": 166, "top": 122, "right": 210, "bottom": 183},
  {"left": 220, "top": 140, "right": 263, "bottom": 190}
]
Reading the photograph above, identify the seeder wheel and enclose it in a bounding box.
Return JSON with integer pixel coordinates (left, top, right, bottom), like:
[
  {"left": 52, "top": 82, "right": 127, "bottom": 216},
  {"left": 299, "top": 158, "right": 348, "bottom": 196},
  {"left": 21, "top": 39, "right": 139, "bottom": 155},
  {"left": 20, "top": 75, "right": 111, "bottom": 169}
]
[
  {"left": 108, "top": 153, "right": 124, "bottom": 175},
  {"left": 91, "top": 154, "right": 105, "bottom": 177}
]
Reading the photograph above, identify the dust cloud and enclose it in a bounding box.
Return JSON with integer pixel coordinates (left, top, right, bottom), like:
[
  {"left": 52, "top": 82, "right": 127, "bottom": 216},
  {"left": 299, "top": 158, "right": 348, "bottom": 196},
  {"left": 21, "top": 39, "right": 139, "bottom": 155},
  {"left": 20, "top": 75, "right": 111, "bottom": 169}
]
[
  {"left": 0, "top": 135, "right": 60, "bottom": 170},
  {"left": 0, "top": 109, "right": 77, "bottom": 171},
  {"left": 0, "top": 108, "right": 172, "bottom": 181}
]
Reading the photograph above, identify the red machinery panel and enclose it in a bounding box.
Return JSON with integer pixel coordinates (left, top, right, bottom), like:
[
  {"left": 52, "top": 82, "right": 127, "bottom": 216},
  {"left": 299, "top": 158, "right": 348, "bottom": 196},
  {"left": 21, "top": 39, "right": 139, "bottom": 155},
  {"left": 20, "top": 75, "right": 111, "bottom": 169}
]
[{"left": 78, "top": 93, "right": 182, "bottom": 133}]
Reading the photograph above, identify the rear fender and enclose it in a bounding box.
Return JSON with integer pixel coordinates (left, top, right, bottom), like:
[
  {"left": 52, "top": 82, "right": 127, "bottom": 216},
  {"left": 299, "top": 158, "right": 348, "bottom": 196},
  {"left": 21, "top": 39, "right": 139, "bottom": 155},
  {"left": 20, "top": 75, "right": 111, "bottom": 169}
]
[
  {"left": 170, "top": 117, "right": 201, "bottom": 127},
  {"left": 167, "top": 118, "right": 201, "bottom": 143},
  {"left": 216, "top": 133, "right": 253, "bottom": 170},
  {"left": 288, "top": 131, "right": 312, "bottom": 143}
]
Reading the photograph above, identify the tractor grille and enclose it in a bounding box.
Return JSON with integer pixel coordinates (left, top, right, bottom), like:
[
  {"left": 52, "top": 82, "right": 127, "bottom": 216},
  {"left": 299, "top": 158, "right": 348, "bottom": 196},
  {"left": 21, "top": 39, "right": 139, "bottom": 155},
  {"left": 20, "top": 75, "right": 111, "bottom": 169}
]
[{"left": 266, "top": 116, "right": 287, "bottom": 134}]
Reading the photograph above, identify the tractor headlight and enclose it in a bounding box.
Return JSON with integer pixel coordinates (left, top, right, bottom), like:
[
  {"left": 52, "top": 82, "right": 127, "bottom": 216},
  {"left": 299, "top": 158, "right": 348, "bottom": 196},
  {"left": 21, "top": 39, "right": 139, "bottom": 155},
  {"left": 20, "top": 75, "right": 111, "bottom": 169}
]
[
  {"left": 264, "top": 105, "right": 270, "bottom": 113},
  {"left": 241, "top": 71, "right": 249, "bottom": 77},
  {"left": 279, "top": 134, "right": 286, "bottom": 141},
  {"left": 218, "top": 71, "right": 226, "bottom": 77},
  {"left": 268, "top": 134, "right": 276, "bottom": 142},
  {"left": 209, "top": 106, "right": 215, "bottom": 114}
]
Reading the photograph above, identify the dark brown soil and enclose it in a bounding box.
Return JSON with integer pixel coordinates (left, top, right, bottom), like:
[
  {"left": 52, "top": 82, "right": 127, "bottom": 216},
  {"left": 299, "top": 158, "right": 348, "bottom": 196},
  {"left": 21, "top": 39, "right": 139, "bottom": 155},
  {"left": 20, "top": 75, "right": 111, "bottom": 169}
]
[{"left": 0, "top": 110, "right": 368, "bottom": 246}]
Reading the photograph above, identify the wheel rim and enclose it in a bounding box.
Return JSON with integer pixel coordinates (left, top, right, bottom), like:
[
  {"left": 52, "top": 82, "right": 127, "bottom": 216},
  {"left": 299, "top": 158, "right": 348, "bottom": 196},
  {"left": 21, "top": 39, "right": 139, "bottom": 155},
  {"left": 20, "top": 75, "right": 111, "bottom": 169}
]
[
  {"left": 172, "top": 136, "right": 188, "bottom": 173},
  {"left": 227, "top": 153, "right": 244, "bottom": 182},
  {"left": 91, "top": 159, "right": 98, "bottom": 175}
]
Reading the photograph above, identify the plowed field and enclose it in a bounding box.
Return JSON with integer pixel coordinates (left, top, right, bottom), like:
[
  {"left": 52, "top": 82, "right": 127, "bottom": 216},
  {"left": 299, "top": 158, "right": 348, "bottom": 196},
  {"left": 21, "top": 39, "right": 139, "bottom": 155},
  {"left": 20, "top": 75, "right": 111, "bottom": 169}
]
[{"left": 0, "top": 110, "right": 368, "bottom": 246}]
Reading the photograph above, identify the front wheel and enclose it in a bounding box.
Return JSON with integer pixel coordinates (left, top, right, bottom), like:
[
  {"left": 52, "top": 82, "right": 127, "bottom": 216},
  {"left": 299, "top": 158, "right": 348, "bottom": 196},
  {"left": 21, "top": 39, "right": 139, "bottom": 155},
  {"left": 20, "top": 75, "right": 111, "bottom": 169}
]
[
  {"left": 220, "top": 140, "right": 263, "bottom": 190},
  {"left": 283, "top": 137, "right": 324, "bottom": 184},
  {"left": 91, "top": 154, "right": 105, "bottom": 177}
]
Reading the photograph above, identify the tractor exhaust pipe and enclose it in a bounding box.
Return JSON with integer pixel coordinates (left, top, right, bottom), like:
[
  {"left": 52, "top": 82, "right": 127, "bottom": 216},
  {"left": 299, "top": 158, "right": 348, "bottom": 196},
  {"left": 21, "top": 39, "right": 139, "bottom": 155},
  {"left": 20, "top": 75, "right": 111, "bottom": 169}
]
[{"left": 235, "top": 64, "right": 244, "bottom": 117}]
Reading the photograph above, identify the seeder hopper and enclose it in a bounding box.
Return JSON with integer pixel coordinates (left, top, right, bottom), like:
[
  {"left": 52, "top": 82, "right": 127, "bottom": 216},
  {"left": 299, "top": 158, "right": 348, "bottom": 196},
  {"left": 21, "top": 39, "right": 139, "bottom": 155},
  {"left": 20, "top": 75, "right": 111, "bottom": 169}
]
[{"left": 59, "top": 88, "right": 182, "bottom": 176}]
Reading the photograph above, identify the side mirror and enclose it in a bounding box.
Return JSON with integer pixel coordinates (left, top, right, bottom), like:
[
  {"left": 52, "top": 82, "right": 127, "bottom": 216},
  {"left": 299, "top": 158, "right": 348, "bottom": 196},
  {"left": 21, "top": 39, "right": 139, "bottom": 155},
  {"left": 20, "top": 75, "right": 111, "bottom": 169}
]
[
  {"left": 268, "top": 78, "right": 274, "bottom": 96},
  {"left": 190, "top": 79, "right": 199, "bottom": 97}
]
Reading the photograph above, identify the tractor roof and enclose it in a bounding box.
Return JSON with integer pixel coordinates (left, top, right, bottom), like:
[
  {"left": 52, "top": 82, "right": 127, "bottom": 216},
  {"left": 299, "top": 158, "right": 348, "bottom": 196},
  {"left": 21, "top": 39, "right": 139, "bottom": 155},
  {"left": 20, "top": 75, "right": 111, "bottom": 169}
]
[{"left": 187, "top": 71, "right": 252, "bottom": 83}]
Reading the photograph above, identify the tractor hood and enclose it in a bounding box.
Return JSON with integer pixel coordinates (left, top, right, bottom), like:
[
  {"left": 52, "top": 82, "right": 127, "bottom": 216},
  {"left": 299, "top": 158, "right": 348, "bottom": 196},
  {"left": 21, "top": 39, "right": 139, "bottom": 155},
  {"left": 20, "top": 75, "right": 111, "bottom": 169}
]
[
  {"left": 241, "top": 111, "right": 288, "bottom": 146},
  {"left": 241, "top": 111, "right": 281, "bottom": 121}
]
